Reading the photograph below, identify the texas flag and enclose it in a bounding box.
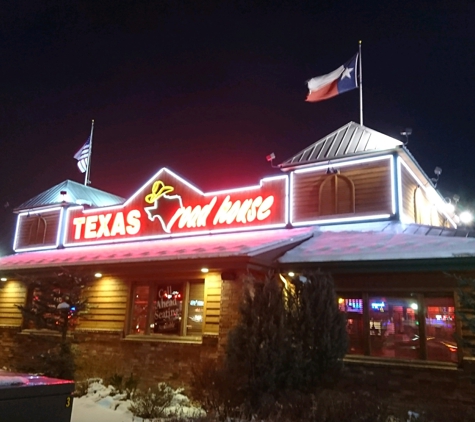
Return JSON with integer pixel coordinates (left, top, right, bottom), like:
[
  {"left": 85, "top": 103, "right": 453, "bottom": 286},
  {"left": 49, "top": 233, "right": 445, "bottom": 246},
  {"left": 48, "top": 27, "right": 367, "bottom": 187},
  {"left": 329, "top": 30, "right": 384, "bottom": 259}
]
[{"left": 306, "top": 53, "right": 358, "bottom": 102}]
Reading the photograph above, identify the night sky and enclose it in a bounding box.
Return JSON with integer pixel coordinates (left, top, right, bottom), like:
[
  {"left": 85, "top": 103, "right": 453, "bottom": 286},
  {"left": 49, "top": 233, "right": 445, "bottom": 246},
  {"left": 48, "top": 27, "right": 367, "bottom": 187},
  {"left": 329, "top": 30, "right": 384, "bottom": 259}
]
[{"left": 1, "top": 1, "right": 474, "bottom": 255}]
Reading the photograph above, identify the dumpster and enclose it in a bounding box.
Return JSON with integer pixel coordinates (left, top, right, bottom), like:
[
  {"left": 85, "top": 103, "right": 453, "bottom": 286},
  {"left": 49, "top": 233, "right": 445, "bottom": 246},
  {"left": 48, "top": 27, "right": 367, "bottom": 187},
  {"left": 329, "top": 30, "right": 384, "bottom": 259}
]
[{"left": 0, "top": 371, "right": 75, "bottom": 422}]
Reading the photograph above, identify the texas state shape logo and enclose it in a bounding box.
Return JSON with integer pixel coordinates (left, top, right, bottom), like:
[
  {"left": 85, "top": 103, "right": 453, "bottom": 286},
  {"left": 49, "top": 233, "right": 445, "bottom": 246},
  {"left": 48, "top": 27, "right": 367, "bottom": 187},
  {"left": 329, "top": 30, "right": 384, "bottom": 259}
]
[{"left": 144, "top": 180, "right": 183, "bottom": 233}]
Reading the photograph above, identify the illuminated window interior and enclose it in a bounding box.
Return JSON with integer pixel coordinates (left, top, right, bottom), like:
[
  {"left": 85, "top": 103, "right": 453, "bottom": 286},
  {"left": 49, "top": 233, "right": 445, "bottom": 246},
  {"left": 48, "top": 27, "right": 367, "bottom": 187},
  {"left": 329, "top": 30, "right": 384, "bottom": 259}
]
[
  {"left": 129, "top": 281, "right": 204, "bottom": 337},
  {"left": 338, "top": 294, "right": 457, "bottom": 363}
]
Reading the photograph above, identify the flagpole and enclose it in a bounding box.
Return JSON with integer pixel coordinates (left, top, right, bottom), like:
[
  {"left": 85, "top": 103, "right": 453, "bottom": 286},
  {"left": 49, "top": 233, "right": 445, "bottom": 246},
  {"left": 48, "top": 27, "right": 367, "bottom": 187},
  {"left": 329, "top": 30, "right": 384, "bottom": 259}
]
[
  {"left": 85, "top": 120, "right": 94, "bottom": 186},
  {"left": 359, "top": 40, "right": 363, "bottom": 126}
]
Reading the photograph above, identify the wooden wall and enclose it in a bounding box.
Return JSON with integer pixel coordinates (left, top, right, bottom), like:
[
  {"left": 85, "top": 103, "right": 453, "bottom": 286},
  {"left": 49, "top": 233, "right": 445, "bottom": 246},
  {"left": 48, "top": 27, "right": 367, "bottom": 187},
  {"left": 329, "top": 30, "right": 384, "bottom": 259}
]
[
  {"left": 0, "top": 272, "right": 223, "bottom": 337},
  {"left": 78, "top": 277, "right": 128, "bottom": 331},
  {"left": 77, "top": 273, "right": 223, "bottom": 336},
  {"left": 0, "top": 280, "right": 26, "bottom": 327},
  {"left": 15, "top": 209, "right": 61, "bottom": 250},
  {"left": 292, "top": 161, "right": 392, "bottom": 222},
  {"left": 400, "top": 164, "right": 448, "bottom": 227},
  {"left": 203, "top": 274, "right": 222, "bottom": 335}
]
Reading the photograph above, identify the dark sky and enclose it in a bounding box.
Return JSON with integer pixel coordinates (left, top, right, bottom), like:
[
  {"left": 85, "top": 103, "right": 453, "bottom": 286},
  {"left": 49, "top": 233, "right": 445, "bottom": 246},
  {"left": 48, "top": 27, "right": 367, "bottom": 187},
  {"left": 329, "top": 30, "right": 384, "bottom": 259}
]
[{"left": 1, "top": 0, "right": 474, "bottom": 255}]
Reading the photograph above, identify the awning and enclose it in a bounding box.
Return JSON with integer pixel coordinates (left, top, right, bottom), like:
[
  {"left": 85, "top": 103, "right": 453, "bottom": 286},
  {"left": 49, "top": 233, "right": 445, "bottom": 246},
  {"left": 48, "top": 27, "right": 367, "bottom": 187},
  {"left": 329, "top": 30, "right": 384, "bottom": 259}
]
[{"left": 0, "top": 227, "right": 313, "bottom": 271}]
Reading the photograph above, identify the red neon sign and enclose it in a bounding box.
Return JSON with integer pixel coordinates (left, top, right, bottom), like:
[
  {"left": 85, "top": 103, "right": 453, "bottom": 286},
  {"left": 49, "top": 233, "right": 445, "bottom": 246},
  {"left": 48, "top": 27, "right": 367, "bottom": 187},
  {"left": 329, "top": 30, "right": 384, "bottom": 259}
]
[{"left": 64, "top": 168, "right": 287, "bottom": 246}]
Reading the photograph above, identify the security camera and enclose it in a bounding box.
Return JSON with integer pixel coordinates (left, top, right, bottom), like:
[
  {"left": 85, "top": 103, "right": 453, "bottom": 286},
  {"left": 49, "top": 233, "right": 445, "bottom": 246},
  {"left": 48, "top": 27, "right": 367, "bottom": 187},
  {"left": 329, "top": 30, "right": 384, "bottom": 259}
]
[{"left": 266, "top": 153, "right": 275, "bottom": 162}]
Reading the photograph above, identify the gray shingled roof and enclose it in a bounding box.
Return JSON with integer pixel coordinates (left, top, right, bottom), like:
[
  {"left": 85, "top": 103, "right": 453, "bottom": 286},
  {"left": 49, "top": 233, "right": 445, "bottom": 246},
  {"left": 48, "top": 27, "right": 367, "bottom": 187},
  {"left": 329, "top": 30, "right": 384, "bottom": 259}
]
[
  {"left": 278, "top": 222, "right": 475, "bottom": 265},
  {"left": 281, "top": 121, "right": 403, "bottom": 168},
  {"left": 14, "top": 180, "right": 125, "bottom": 212}
]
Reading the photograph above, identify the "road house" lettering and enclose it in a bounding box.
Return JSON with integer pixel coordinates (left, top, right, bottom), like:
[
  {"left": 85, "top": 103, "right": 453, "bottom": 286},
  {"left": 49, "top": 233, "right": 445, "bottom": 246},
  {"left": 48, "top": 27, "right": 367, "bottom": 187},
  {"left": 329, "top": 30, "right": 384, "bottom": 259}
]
[
  {"left": 164, "top": 195, "right": 274, "bottom": 232},
  {"left": 71, "top": 194, "right": 275, "bottom": 241}
]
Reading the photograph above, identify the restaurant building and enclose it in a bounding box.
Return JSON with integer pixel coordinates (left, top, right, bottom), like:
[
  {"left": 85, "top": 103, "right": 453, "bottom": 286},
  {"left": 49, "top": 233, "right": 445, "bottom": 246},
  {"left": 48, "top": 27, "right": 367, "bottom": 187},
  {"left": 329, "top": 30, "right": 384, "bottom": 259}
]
[{"left": 1, "top": 122, "right": 475, "bottom": 401}]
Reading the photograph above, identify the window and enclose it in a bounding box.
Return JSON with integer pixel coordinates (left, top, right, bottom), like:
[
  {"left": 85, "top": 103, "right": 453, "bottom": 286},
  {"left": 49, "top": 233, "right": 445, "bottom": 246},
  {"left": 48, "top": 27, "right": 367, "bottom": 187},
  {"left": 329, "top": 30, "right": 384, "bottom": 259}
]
[
  {"left": 339, "top": 297, "right": 365, "bottom": 354},
  {"left": 319, "top": 174, "right": 355, "bottom": 216},
  {"left": 129, "top": 281, "right": 204, "bottom": 338},
  {"left": 369, "top": 296, "right": 420, "bottom": 360},
  {"left": 28, "top": 216, "right": 47, "bottom": 245},
  {"left": 15, "top": 210, "right": 62, "bottom": 250},
  {"left": 339, "top": 293, "right": 457, "bottom": 363},
  {"left": 425, "top": 297, "right": 457, "bottom": 363},
  {"left": 22, "top": 282, "right": 75, "bottom": 331}
]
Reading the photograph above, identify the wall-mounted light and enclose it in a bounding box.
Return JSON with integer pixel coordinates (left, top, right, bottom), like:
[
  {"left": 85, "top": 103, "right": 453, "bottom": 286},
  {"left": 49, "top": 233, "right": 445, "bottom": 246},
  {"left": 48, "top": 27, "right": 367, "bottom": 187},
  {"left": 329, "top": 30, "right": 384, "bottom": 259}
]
[
  {"left": 431, "top": 167, "right": 442, "bottom": 188},
  {"left": 460, "top": 211, "right": 473, "bottom": 225},
  {"left": 0, "top": 277, "right": 7, "bottom": 282},
  {"left": 201, "top": 268, "right": 209, "bottom": 273},
  {"left": 444, "top": 198, "right": 455, "bottom": 214},
  {"left": 94, "top": 273, "right": 102, "bottom": 278},
  {"left": 266, "top": 152, "right": 280, "bottom": 169},
  {"left": 326, "top": 167, "right": 339, "bottom": 174},
  {"left": 400, "top": 128, "right": 412, "bottom": 145},
  {"left": 288, "top": 272, "right": 295, "bottom": 277}
]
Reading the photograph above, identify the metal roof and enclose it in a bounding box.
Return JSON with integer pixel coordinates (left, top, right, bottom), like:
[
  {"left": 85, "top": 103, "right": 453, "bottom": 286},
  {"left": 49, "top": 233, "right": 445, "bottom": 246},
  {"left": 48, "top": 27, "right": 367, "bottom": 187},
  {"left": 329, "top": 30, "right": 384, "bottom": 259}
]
[
  {"left": 281, "top": 121, "right": 403, "bottom": 168},
  {"left": 14, "top": 180, "right": 125, "bottom": 212},
  {"left": 0, "top": 227, "right": 313, "bottom": 271}
]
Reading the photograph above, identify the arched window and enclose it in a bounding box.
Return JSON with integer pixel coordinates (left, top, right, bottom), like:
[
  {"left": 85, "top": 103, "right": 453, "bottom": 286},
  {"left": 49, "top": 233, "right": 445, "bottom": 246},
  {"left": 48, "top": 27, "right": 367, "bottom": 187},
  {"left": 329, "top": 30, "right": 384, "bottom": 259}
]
[
  {"left": 414, "top": 186, "right": 422, "bottom": 224},
  {"left": 319, "top": 173, "right": 355, "bottom": 216},
  {"left": 28, "top": 216, "right": 47, "bottom": 245},
  {"left": 414, "top": 186, "right": 439, "bottom": 225}
]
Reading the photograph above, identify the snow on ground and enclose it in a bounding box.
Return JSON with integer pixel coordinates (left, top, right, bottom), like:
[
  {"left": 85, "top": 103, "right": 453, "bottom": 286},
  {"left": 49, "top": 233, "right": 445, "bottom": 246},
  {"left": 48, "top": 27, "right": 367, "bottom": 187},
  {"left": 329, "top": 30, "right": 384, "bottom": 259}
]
[
  {"left": 72, "top": 396, "right": 135, "bottom": 422},
  {"left": 71, "top": 379, "right": 205, "bottom": 422}
]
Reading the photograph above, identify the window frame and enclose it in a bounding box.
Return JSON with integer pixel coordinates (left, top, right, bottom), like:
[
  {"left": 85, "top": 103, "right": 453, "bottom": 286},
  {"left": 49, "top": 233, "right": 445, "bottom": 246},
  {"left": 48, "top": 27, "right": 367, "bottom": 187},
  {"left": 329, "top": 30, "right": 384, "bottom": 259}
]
[
  {"left": 338, "top": 291, "right": 458, "bottom": 364},
  {"left": 126, "top": 279, "right": 205, "bottom": 340}
]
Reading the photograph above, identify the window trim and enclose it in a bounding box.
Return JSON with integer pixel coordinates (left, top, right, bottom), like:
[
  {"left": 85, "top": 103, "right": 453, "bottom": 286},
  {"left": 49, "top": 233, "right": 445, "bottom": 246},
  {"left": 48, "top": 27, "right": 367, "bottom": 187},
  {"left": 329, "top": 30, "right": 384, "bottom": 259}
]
[
  {"left": 126, "top": 279, "right": 205, "bottom": 340},
  {"left": 338, "top": 291, "right": 458, "bottom": 364}
]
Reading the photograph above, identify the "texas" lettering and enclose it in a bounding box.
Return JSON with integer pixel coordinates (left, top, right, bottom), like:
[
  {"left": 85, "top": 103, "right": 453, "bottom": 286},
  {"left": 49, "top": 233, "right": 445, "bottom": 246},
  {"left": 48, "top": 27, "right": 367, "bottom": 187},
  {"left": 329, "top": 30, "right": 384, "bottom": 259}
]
[{"left": 73, "top": 209, "right": 141, "bottom": 240}]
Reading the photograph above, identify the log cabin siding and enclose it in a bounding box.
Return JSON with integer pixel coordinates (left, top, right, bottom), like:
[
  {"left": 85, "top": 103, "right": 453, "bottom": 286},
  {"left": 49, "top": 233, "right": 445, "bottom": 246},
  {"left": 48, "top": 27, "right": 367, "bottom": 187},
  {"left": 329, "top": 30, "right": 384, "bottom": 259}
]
[
  {"left": 292, "top": 162, "right": 392, "bottom": 222},
  {"left": 0, "top": 280, "right": 26, "bottom": 327},
  {"left": 203, "top": 274, "right": 222, "bottom": 335},
  {"left": 15, "top": 209, "right": 62, "bottom": 249},
  {"left": 400, "top": 165, "right": 449, "bottom": 227},
  {"left": 78, "top": 277, "right": 128, "bottom": 331},
  {"left": 76, "top": 274, "right": 222, "bottom": 336},
  {"left": 400, "top": 165, "right": 417, "bottom": 223}
]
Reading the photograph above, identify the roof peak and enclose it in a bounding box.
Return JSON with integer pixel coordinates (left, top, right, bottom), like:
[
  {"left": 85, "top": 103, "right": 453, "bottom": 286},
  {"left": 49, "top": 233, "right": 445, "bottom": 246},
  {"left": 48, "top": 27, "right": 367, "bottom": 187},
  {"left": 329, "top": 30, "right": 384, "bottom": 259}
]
[
  {"left": 281, "top": 121, "right": 403, "bottom": 169},
  {"left": 14, "top": 180, "right": 125, "bottom": 212}
]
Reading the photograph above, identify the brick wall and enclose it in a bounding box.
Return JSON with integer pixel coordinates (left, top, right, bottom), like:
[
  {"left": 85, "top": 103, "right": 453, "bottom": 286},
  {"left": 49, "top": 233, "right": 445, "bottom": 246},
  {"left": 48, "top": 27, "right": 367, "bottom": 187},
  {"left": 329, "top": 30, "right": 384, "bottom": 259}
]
[
  {"left": 0, "top": 327, "right": 20, "bottom": 370},
  {"left": 218, "top": 277, "right": 243, "bottom": 356},
  {"left": 0, "top": 327, "right": 220, "bottom": 390},
  {"left": 340, "top": 358, "right": 475, "bottom": 411},
  {"left": 0, "top": 274, "right": 243, "bottom": 391}
]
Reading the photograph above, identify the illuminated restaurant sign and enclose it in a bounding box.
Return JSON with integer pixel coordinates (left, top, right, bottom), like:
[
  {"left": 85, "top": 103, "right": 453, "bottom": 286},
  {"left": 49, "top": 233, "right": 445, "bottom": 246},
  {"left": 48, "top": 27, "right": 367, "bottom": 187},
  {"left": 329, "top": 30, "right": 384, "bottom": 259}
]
[{"left": 64, "top": 168, "right": 288, "bottom": 246}]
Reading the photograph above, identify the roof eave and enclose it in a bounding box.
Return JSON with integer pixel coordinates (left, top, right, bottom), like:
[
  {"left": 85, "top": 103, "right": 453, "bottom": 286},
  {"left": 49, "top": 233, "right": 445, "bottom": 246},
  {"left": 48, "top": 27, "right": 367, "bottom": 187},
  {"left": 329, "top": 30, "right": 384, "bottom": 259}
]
[
  {"left": 279, "top": 148, "right": 401, "bottom": 172},
  {"left": 278, "top": 256, "right": 475, "bottom": 274}
]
